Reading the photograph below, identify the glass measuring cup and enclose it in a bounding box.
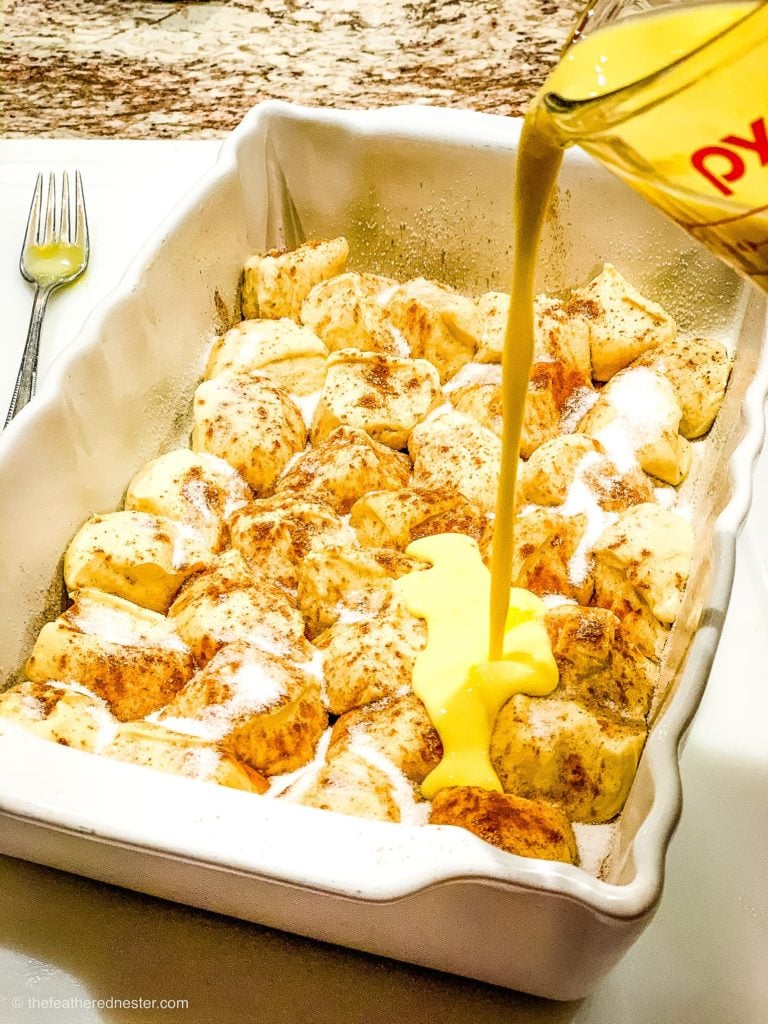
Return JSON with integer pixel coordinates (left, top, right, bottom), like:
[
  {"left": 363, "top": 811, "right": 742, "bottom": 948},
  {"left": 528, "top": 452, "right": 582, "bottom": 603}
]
[{"left": 540, "top": 0, "right": 768, "bottom": 289}]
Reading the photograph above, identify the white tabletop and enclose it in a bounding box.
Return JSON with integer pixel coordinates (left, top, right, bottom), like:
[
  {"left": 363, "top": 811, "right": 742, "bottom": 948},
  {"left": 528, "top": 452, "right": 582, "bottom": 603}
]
[{"left": 1, "top": 139, "right": 767, "bottom": 1024}]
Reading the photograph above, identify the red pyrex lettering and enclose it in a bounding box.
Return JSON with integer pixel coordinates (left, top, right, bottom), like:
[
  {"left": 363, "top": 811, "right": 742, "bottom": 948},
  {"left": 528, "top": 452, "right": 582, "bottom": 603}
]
[{"left": 691, "top": 117, "right": 768, "bottom": 196}]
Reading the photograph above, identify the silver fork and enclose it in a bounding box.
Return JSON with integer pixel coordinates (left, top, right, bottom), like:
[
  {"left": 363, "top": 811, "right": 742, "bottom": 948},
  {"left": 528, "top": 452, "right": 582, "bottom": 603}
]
[{"left": 4, "top": 171, "right": 90, "bottom": 428}]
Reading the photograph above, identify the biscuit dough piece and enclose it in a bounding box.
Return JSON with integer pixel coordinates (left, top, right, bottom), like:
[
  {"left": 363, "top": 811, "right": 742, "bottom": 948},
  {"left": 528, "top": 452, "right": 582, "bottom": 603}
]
[
  {"left": 229, "top": 495, "right": 352, "bottom": 590},
  {"left": 383, "top": 278, "right": 482, "bottom": 383},
  {"left": 569, "top": 446, "right": 657, "bottom": 514},
  {"left": 534, "top": 295, "right": 594, "bottom": 378},
  {"left": 475, "top": 290, "right": 512, "bottom": 366},
  {"left": 476, "top": 292, "right": 592, "bottom": 379},
  {"left": 630, "top": 335, "right": 731, "bottom": 438},
  {"left": 125, "top": 448, "right": 251, "bottom": 552},
  {"left": 592, "top": 563, "right": 669, "bottom": 661},
  {"left": 287, "top": 747, "right": 404, "bottom": 822},
  {"left": 522, "top": 362, "right": 595, "bottom": 458},
  {"left": 241, "top": 237, "right": 349, "bottom": 321},
  {"left": 311, "top": 348, "right": 441, "bottom": 449},
  {"left": 350, "top": 487, "right": 492, "bottom": 554},
  {"left": 25, "top": 589, "right": 194, "bottom": 721},
  {"left": 300, "top": 272, "right": 399, "bottom": 354},
  {"left": 276, "top": 426, "right": 410, "bottom": 514},
  {"left": 517, "top": 435, "right": 594, "bottom": 507},
  {"left": 192, "top": 372, "right": 306, "bottom": 494},
  {"left": 168, "top": 550, "right": 305, "bottom": 665},
  {"left": 64, "top": 510, "right": 211, "bottom": 614},
  {"left": 159, "top": 642, "right": 327, "bottom": 776},
  {"left": 297, "top": 541, "right": 424, "bottom": 638},
  {"left": 514, "top": 508, "right": 592, "bottom": 605},
  {"left": 447, "top": 363, "right": 503, "bottom": 437},
  {"left": 0, "top": 679, "right": 118, "bottom": 752},
  {"left": 572, "top": 263, "right": 677, "bottom": 381},
  {"left": 473, "top": 291, "right": 509, "bottom": 364},
  {"left": 409, "top": 411, "right": 501, "bottom": 514},
  {"left": 328, "top": 691, "right": 442, "bottom": 785},
  {"left": 593, "top": 503, "right": 694, "bottom": 624},
  {"left": 545, "top": 604, "right": 657, "bottom": 720},
  {"left": 316, "top": 594, "right": 427, "bottom": 715},
  {"left": 518, "top": 435, "right": 656, "bottom": 511},
  {"left": 205, "top": 318, "right": 328, "bottom": 396},
  {"left": 578, "top": 366, "right": 691, "bottom": 486},
  {"left": 447, "top": 361, "right": 594, "bottom": 458},
  {"left": 102, "top": 720, "right": 268, "bottom": 793},
  {"left": 428, "top": 786, "right": 579, "bottom": 864},
  {"left": 491, "top": 695, "right": 646, "bottom": 823}
]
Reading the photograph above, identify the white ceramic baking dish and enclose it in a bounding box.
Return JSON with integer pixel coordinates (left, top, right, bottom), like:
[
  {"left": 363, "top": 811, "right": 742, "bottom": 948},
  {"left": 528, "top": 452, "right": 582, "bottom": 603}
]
[{"left": 0, "top": 104, "right": 766, "bottom": 1001}]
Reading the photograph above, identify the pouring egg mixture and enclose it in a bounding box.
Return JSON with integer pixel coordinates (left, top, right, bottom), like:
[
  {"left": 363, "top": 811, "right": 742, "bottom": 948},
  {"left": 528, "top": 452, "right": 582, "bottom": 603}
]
[{"left": 0, "top": 233, "right": 729, "bottom": 872}]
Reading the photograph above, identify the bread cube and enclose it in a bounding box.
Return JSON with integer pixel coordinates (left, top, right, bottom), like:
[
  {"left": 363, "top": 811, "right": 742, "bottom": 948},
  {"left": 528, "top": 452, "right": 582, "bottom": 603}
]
[
  {"left": 593, "top": 503, "right": 694, "bottom": 624},
  {"left": 205, "top": 318, "right": 328, "bottom": 396},
  {"left": 0, "top": 679, "right": 117, "bottom": 752},
  {"left": 286, "top": 747, "right": 405, "bottom": 823},
  {"left": 102, "top": 720, "right": 268, "bottom": 793},
  {"left": 591, "top": 563, "right": 670, "bottom": 660},
  {"left": 577, "top": 448, "right": 658, "bottom": 513},
  {"left": 276, "top": 426, "right": 410, "bottom": 514},
  {"left": 383, "top": 278, "right": 482, "bottom": 382},
  {"left": 572, "top": 263, "right": 676, "bottom": 381},
  {"left": 350, "top": 486, "right": 491, "bottom": 554},
  {"left": 63, "top": 510, "right": 210, "bottom": 614},
  {"left": 428, "top": 786, "right": 578, "bottom": 864},
  {"left": 168, "top": 550, "right": 305, "bottom": 665},
  {"left": 476, "top": 291, "right": 592, "bottom": 378},
  {"left": 158, "top": 641, "right": 327, "bottom": 776},
  {"left": 522, "top": 361, "right": 595, "bottom": 458},
  {"left": 546, "top": 604, "right": 616, "bottom": 680},
  {"left": 409, "top": 410, "right": 501, "bottom": 513},
  {"left": 447, "top": 361, "right": 595, "bottom": 458},
  {"left": 316, "top": 594, "right": 427, "bottom": 715},
  {"left": 310, "top": 349, "right": 441, "bottom": 449},
  {"left": 630, "top": 335, "right": 731, "bottom": 438},
  {"left": 297, "top": 541, "right": 424, "bottom": 638},
  {"left": 229, "top": 495, "right": 352, "bottom": 590},
  {"left": 191, "top": 372, "right": 306, "bottom": 494},
  {"left": 241, "top": 237, "right": 349, "bottom": 321},
  {"left": 513, "top": 508, "right": 592, "bottom": 604},
  {"left": 518, "top": 435, "right": 656, "bottom": 511},
  {"left": 490, "top": 695, "right": 646, "bottom": 823},
  {"left": 328, "top": 692, "right": 442, "bottom": 785},
  {"left": 534, "top": 296, "right": 593, "bottom": 377},
  {"left": 578, "top": 366, "right": 691, "bottom": 486},
  {"left": 124, "top": 448, "right": 251, "bottom": 552},
  {"left": 545, "top": 604, "right": 657, "bottom": 720},
  {"left": 300, "top": 272, "right": 400, "bottom": 353},
  {"left": 517, "top": 435, "right": 595, "bottom": 507},
  {"left": 25, "top": 589, "right": 194, "bottom": 721},
  {"left": 473, "top": 290, "right": 508, "bottom": 364},
  {"left": 447, "top": 363, "right": 503, "bottom": 437}
]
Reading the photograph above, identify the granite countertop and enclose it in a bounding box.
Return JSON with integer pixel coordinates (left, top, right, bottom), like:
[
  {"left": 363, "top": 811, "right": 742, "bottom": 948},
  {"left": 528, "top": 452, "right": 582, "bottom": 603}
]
[{"left": 4, "top": 0, "right": 582, "bottom": 138}]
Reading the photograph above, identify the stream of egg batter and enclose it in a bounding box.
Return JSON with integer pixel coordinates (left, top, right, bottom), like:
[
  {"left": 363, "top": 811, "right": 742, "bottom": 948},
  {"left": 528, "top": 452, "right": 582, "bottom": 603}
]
[
  {"left": 489, "top": 1, "right": 756, "bottom": 658},
  {"left": 488, "top": 109, "right": 564, "bottom": 660},
  {"left": 400, "top": 2, "right": 753, "bottom": 792}
]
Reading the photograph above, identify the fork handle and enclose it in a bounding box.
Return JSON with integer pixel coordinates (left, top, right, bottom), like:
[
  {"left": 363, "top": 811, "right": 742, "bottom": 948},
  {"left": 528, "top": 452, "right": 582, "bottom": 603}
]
[{"left": 4, "top": 285, "right": 53, "bottom": 428}]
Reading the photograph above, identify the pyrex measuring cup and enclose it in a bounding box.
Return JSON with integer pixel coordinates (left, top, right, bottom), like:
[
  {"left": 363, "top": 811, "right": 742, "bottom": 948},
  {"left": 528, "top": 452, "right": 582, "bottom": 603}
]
[{"left": 541, "top": 0, "right": 768, "bottom": 289}]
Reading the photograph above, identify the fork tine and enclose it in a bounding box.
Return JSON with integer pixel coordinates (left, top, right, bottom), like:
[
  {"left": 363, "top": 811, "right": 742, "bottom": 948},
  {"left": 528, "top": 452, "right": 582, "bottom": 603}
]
[
  {"left": 74, "top": 170, "right": 89, "bottom": 251},
  {"left": 21, "top": 174, "right": 43, "bottom": 260},
  {"left": 60, "top": 171, "right": 71, "bottom": 243},
  {"left": 42, "top": 174, "right": 56, "bottom": 245}
]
